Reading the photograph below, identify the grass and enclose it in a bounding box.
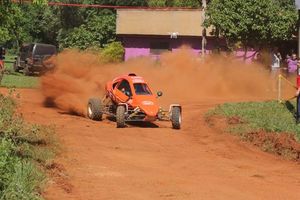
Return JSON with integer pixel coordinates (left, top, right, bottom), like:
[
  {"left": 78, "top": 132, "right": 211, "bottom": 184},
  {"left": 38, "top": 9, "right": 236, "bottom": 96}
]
[
  {"left": 1, "top": 55, "right": 39, "bottom": 89},
  {"left": 206, "top": 100, "right": 300, "bottom": 139},
  {"left": 0, "top": 92, "right": 57, "bottom": 199}
]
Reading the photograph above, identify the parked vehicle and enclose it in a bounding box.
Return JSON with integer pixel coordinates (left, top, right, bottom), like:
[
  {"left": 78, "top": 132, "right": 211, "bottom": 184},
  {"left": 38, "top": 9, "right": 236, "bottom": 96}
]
[
  {"left": 87, "top": 73, "right": 182, "bottom": 129},
  {"left": 0, "top": 46, "right": 5, "bottom": 83},
  {"left": 14, "top": 43, "right": 57, "bottom": 75}
]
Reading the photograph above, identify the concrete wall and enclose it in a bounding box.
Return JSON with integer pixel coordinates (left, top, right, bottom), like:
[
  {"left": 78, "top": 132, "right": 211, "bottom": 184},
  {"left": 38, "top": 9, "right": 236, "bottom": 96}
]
[{"left": 117, "top": 9, "right": 213, "bottom": 37}]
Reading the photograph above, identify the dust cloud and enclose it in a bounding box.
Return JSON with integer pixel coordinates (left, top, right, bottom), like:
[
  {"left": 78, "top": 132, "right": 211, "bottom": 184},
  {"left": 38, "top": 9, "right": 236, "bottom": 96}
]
[{"left": 40, "top": 48, "right": 294, "bottom": 116}]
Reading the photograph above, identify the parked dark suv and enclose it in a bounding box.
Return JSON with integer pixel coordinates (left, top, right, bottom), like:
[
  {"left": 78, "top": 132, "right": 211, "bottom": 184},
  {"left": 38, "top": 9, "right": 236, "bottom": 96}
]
[{"left": 14, "top": 43, "right": 57, "bottom": 75}]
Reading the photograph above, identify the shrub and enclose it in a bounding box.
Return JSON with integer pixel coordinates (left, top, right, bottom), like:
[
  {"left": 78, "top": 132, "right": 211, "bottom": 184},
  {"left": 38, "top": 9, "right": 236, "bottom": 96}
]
[
  {"left": 0, "top": 92, "right": 57, "bottom": 200},
  {"left": 100, "top": 41, "right": 124, "bottom": 63}
]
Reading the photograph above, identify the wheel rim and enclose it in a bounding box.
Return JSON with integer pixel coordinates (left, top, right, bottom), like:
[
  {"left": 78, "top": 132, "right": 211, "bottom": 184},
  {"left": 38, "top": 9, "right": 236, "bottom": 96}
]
[{"left": 88, "top": 105, "right": 92, "bottom": 117}]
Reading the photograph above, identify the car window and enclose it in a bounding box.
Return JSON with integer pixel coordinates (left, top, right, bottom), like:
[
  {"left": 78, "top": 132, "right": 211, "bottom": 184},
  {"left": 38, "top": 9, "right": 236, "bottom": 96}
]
[
  {"left": 117, "top": 80, "right": 132, "bottom": 96},
  {"left": 34, "top": 45, "right": 56, "bottom": 56},
  {"left": 134, "top": 83, "right": 152, "bottom": 95}
]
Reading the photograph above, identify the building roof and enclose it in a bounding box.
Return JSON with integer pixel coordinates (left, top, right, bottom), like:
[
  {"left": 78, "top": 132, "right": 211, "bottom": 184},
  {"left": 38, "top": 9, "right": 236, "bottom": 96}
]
[{"left": 116, "top": 9, "right": 213, "bottom": 37}]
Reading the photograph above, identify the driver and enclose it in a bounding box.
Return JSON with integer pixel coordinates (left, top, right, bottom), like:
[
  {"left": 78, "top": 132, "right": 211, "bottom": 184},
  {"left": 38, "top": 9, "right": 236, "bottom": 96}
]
[{"left": 120, "top": 86, "right": 131, "bottom": 96}]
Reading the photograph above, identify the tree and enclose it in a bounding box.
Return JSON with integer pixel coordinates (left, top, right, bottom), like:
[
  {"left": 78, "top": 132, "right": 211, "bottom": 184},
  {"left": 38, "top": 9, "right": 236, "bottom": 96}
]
[
  {"left": 0, "top": 28, "right": 11, "bottom": 44},
  {"left": 171, "top": 0, "right": 201, "bottom": 7},
  {"left": 0, "top": 4, "right": 32, "bottom": 48},
  {"left": 58, "top": 14, "right": 116, "bottom": 50},
  {"left": 148, "top": 0, "right": 201, "bottom": 7},
  {"left": 100, "top": 41, "right": 125, "bottom": 63},
  {"left": 206, "top": 0, "right": 298, "bottom": 49},
  {"left": 148, "top": 0, "right": 166, "bottom": 7},
  {"left": 0, "top": 0, "right": 48, "bottom": 47}
]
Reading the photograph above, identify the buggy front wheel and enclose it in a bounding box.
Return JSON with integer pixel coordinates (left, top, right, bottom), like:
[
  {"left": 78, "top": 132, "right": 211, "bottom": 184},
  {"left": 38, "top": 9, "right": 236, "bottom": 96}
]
[
  {"left": 171, "top": 107, "right": 181, "bottom": 129},
  {"left": 116, "top": 106, "right": 126, "bottom": 128},
  {"left": 87, "top": 98, "right": 103, "bottom": 121}
]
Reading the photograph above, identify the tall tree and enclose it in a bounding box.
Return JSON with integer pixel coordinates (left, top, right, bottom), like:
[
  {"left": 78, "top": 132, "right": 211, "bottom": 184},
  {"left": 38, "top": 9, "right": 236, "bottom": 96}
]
[
  {"left": 58, "top": 14, "right": 116, "bottom": 50},
  {"left": 206, "top": 0, "right": 298, "bottom": 50},
  {"left": 0, "top": 0, "right": 48, "bottom": 46}
]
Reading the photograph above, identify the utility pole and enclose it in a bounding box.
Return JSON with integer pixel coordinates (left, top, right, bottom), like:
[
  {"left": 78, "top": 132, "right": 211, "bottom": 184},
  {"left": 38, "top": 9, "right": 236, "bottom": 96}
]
[{"left": 201, "top": 0, "right": 207, "bottom": 59}]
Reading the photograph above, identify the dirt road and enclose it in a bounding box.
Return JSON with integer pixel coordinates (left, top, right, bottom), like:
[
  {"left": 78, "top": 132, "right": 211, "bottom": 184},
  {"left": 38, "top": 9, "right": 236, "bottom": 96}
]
[{"left": 13, "top": 89, "right": 300, "bottom": 200}]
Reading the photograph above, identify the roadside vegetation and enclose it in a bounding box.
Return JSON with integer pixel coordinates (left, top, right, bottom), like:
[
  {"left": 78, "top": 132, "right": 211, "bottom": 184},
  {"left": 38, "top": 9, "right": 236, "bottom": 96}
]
[
  {"left": 206, "top": 101, "right": 300, "bottom": 160},
  {"left": 0, "top": 92, "right": 57, "bottom": 199},
  {"left": 1, "top": 55, "right": 39, "bottom": 89},
  {"left": 207, "top": 101, "right": 300, "bottom": 137},
  {"left": 1, "top": 0, "right": 296, "bottom": 55}
]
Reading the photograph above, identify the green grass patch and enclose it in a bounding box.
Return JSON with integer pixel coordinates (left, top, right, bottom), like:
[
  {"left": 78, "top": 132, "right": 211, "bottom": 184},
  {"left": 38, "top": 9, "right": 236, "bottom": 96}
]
[
  {"left": 1, "top": 56, "right": 39, "bottom": 89},
  {"left": 0, "top": 92, "right": 57, "bottom": 199},
  {"left": 207, "top": 101, "right": 300, "bottom": 139}
]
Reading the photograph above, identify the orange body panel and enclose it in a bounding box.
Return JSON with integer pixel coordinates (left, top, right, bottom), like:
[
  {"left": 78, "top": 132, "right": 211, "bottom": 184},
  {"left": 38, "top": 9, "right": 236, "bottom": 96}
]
[{"left": 105, "top": 74, "right": 159, "bottom": 120}]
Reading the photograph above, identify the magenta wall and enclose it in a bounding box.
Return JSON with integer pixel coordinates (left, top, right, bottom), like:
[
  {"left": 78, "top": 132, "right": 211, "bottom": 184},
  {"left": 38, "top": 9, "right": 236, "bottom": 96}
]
[
  {"left": 120, "top": 36, "right": 258, "bottom": 62},
  {"left": 121, "top": 36, "right": 217, "bottom": 61}
]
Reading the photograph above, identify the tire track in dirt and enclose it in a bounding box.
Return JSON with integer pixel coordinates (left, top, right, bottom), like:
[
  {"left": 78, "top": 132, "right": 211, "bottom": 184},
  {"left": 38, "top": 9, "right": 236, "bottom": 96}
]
[{"left": 10, "top": 89, "right": 300, "bottom": 200}]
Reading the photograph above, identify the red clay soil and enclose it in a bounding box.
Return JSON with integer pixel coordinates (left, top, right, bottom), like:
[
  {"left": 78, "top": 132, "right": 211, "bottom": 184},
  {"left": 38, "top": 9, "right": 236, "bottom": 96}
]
[
  {"left": 208, "top": 116, "right": 300, "bottom": 161},
  {"left": 8, "top": 89, "right": 300, "bottom": 200}
]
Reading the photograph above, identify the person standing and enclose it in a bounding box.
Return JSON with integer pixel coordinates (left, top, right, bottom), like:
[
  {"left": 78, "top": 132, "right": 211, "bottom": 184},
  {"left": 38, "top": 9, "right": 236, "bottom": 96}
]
[
  {"left": 271, "top": 47, "right": 282, "bottom": 73},
  {"left": 270, "top": 48, "right": 282, "bottom": 91},
  {"left": 286, "top": 53, "right": 298, "bottom": 74}
]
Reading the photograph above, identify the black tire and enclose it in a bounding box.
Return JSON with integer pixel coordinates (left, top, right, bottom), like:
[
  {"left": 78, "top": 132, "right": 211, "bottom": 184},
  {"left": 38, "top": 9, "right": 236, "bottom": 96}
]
[
  {"left": 23, "top": 65, "right": 31, "bottom": 76},
  {"left": 13, "top": 62, "right": 19, "bottom": 72},
  {"left": 171, "top": 107, "right": 181, "bottom": 129},
  {"left": 87, "top": 98, "right": 103, "bottom": 121},
  {"left": 116, "top": 106, "right": 126, "bottom": 128}
]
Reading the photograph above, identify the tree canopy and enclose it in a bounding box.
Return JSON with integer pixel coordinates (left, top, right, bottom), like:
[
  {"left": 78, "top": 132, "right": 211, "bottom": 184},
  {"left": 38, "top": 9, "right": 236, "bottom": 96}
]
[
  {"left": 0, "top": 0, "right": 298, "bottom": 53},
  {"left": 206, "top": 0, "right": 298, "bottom": 48}
]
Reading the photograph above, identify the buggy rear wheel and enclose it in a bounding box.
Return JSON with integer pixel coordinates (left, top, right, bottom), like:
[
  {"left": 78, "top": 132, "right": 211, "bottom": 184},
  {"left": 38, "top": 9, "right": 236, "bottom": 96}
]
[
  {"left": 171, "top": 107, "right": 181, "bottom": 129},
  {"left": 87, "top": 98, "right": 103, "bottom": 121},
  {"left": 116, "top": 106, "right": 126, "bottom": 128}
]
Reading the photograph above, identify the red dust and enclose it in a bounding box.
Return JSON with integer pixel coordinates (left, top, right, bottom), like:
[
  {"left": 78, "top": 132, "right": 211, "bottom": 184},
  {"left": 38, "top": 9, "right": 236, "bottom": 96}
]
[{"left": 40, "top": 48, "right": 294, "bottom": 116}]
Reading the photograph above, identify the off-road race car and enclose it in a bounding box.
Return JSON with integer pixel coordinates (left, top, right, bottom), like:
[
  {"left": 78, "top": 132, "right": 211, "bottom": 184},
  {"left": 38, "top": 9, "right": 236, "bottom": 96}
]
[{"left": 87, "top": 73, "right": 182, "bottom": 129}]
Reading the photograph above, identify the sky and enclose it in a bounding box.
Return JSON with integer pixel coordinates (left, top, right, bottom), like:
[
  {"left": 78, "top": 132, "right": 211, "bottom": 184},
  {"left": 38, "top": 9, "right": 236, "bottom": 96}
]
[{"left": 296, "top": 0, "right": 300, "bottom": 9}]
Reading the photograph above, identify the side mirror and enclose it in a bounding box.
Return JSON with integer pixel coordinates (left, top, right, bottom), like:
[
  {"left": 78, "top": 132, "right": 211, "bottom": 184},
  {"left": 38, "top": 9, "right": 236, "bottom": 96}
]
[{"left": 157, "top": 91, "right": 163, "bottom": 97}]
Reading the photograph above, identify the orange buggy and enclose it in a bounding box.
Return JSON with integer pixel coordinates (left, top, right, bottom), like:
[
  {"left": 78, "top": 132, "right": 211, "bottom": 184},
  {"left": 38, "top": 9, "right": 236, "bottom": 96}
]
[{"left": 87, "top": 73, "right": 182, "bottom": 129}]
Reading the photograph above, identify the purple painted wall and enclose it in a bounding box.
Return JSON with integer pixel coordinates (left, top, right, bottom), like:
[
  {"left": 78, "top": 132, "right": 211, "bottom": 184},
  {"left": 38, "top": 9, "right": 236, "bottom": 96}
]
[
  {"left": 120, "top": 36, "right": 257, "bottom": 63},
  {"left": 121, "top": 36, "right": 217, "bottom": 61}
]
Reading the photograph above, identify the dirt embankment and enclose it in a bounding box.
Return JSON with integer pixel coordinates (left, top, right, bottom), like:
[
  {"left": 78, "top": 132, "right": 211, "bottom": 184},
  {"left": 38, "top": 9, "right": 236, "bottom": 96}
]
[
  {"left": 207, "top": 115, "right": 300, "bottom": 161},
  {"left": 41, "top": 48, "right": 293, "bottom": 116}
]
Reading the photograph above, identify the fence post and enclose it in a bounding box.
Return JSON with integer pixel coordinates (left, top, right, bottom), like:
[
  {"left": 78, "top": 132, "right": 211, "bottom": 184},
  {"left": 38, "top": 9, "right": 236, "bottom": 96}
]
[{"left": 278, "top": 74, "right": 282, "bottom": 103}]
